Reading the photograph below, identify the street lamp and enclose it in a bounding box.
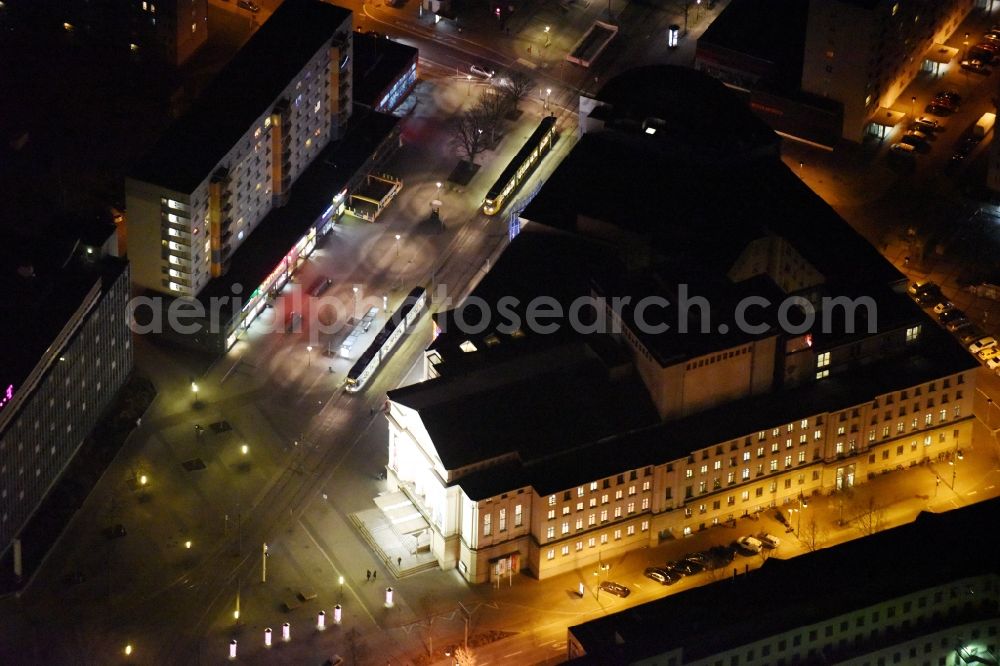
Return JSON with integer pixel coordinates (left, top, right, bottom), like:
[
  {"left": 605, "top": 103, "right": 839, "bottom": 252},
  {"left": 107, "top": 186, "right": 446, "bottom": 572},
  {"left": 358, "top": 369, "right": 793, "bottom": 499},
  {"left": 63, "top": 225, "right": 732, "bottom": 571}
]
[
  {"left": 395, "top": 233, "right": 401, "bottom": 259},
  {"left": 306, "top": 345, "right": 313, "bottom": 367},
  {"left": 545, "top": 88, "right": 552, "bottom": 111},
  {"left": 544, "top": 25, "right": 551, "bottom": 47},
  {"left": 911, "top": 96, "right": 916, "bottom": 118},
  {"left": 241, "top": 444, "right": 249, "bottom": 455},
  {"left": 466, "top": 74, "right": 472, "bottom": 96},
  {"left": 436, "top": 181, "right": 442, "bottom": 196},
  {"left": 338, "top": 574, "right": 344, "bottom": 600},
  {"left": 352, "top": 285, "right": 360, "bottom": 321},
  {"left": 191, "top": 381, "right": 199, "bottom": 405},
  {"left": 139, "top": 474, "right": 148, "bottom": 487},
  {"left": 124, "top": 644, "right": 133, "bottom": 657}
]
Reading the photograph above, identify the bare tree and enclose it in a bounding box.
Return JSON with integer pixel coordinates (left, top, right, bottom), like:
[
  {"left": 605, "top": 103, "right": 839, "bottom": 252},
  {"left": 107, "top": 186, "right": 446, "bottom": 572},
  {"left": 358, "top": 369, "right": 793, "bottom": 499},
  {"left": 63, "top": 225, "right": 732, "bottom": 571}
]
[
  {"left": 500, "top": 71, "right": 534, "bottom": 112},
  {"left": 851, "top": 496, "right": 886, "bottom": 536},
  {"left": 475, "top": 88, "right": 509, "bottom": 146},
  {"left": 799, "top": 517, "right": 829, "bottom": 552},
  {"left": 450, "top": 111, "right": 487, "bottom": 165}
]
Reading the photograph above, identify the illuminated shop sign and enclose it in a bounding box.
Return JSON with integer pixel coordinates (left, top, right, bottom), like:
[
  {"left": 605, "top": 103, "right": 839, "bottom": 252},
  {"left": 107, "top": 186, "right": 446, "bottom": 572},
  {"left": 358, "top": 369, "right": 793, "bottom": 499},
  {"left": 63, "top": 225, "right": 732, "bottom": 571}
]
[{"left": 0, "top": 384, "right": 13, "bottom": 410}]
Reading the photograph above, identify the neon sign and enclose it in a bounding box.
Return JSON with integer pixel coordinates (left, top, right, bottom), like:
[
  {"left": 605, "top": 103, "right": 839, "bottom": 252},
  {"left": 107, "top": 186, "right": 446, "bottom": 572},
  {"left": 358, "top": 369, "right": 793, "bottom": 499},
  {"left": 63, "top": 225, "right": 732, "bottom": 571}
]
[{"left": 0, "top": 384, "right": 13, "bottom": 410}]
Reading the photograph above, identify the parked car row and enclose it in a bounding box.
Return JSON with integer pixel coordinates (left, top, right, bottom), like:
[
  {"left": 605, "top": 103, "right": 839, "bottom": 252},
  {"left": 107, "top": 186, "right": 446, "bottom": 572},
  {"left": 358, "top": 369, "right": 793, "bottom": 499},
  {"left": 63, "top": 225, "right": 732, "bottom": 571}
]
[{"left": 908, "top": 281, "right": 998, "bottom": 372}]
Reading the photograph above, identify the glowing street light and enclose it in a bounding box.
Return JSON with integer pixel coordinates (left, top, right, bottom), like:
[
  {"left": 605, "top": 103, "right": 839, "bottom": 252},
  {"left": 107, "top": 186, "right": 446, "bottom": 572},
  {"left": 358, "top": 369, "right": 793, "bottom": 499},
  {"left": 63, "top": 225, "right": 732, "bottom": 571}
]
[
  {"left": 544, "top": 25, "right": 551, "bottom": 47},
  {"left": 338, "top": 574, "right": 345, "bottom": 599},
  {"left": 185, "top": 540, "right": 192, "bottom": 549},
  {"left": 395, "top": 234, "right": 401, "bottom": 259},
  {"left": 352, "top": 285, "right": 360, "bottom": 320},
  {"left": 139, "top": 474, "right": 148, "bottom": 487},
  {"left": 306, "top": 344, "right": 314, "bottom": 367},
  {"left": 241, "top": 444, "right": 249, "bottom": 455},
  {"left": 124, "top": 644, "right": 133, "bottom": 657},
  {"left": 466, "top": 74, "right": 472, "bottom": 95}
]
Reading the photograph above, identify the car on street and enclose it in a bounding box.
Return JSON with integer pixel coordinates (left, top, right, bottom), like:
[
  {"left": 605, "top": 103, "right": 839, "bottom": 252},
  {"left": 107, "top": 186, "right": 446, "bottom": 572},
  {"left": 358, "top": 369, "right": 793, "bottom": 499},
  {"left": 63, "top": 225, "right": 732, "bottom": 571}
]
[
  {"left": 936, "top": 90, "right": 962, "bottom": 105},
  {"left": 970, "top": 336, "right": 998, "bottom": 354},
  {"left": 736, "top": 536, "right": 763, "bottom": 554},
  {"left": 671, "top": 559, "right": 705, "bottom": 576},
  {"left": 599, "top": 581, "right": 631, "bottom": 597},
  {"left": 644, "top": 567, "right": 681, "bottom": 585},
  {"left": 933, "top": 300, "right": 955, "bottom": 314},
  {"left": 961, "top": 59, "right": 991, "bottom": 74},
  {"left": 236, "top": 0, "right": 260, "bottom": 12},
  {"left": 978, "top": 346, "right": 1000, "bottom": 361},
  {"left": 985, "top": 32, "right": 1000, "bottom": 42},
  {"left": 925, "top": 103, "right": 952, "bottom": 116},
  {"left": 904, "top": 129, "right": 929, "bottom": 143},
  {"left": 946, "top": 316, "right": 970, "bottom": 332},
  {"left": 760, "top": 534, "right": 781, "bottom": 549},
  {"left": 987, "top": 357, "right": 1000, "bottom": 371},
  {"left": 971, "top": 46, "right": 997, "bottom": 62},
  {"left": 909, "top": 280, "right": 937, "bottom": 296},
  {"left": 891, "top": 142, "right": 916, "bottom": 155},
  {"left": 959, "top": 327, "right": 984, "bottom": 345},
  {"left": 470, "top": 64, "right": 495, "bottom": 79},
  {"left": 914, "top": 116, "right": 940, "bottom": 131},
  {"left": 939, "top": 309, "right": 966, "bottom": 325}
]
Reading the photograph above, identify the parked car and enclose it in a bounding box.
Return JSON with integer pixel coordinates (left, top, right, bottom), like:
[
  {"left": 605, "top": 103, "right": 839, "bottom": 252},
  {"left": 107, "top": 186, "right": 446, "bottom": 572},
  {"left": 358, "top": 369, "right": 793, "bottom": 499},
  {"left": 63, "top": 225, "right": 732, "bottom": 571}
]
[
  {"left": 307, "top": 276, "right": 333, "bottom": 297},
  {"left": 977, "top": 347, "right": 1000, "bottom": 361},
  {"left": 946, "top": 317, "right": 970, "bottom": 333},
  {"left": 936, "top": 90, "right": 962, "bottom": 105},
  {"left": 933, "top": 300, "right": 955, "bottom": 314},
  {"left": 970, "top": 336, "right": 998, "bottom": 354},
  {"left": 760, "top": 534, "right": 781, "bottom": 549},
  {"left": 914, "top": 116, "right": 940, "bottom": 131},
  {"left": 939, "top": 309, "right": 966, "bottom": 325},
  {"left": 905, "top": 129, "right": 929, "bottom": 142},
  {"left": 671, "top": 559, "right": 705, "bottom": 576},
  {"left": 909, "top": 280, "right": 937, "bottom": 296},
  {"left": 961, "top": 59, "right": 991, "bottom": 74},
  {"left": 644, "top": 567, "right": 681, "bottom": 585},
  {"left": 925, "top": 103, "right": 952, "bottom": 117},
  {"left": 470, "top": 64, "right": 495, "bottom": 79},
  {"left": 736, "top": 536, "right": 763, "bottom": 554},
  {"left": 987, "top": 357, "right": 1000, "bottom": 371},
  {"left": 958, "top": 327, "right": 983, "bottom": 345},
  {"left": 599, "top": 581, "right": 630, "bottom": 597},
  {"left": 891, "top": 142, "right": 916, "bottom": 155}
]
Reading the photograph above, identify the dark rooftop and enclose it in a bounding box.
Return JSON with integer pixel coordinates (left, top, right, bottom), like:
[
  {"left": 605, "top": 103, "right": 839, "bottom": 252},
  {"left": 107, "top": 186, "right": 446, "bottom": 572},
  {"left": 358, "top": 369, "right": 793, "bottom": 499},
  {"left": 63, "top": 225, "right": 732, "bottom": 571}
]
[
  {"left": 352, "top": 32, "right": 418, "bottom": 110},
  {"left": 194, "top": 109, "right": 400, "bottom": 320},
  {"left": 522, "top": 131, "right": 901, "bottom": 292},
  {"left": 698, "top": 0, "right": 808, "bottom": 89},
  {"left": 388, "top": 342, "right": 660, "bottom": 473},
  {"left": 0, "top": 218, "right": 126, "bottom": 411},
  {"left": 129, "top": 0, "right": 351, "bottom": 193},
  {"left": 401, "top": 321, "right": 974, "bottom": 501},
  {"left": 569, "top": 498, "right": 1000, "bottom": 664}
]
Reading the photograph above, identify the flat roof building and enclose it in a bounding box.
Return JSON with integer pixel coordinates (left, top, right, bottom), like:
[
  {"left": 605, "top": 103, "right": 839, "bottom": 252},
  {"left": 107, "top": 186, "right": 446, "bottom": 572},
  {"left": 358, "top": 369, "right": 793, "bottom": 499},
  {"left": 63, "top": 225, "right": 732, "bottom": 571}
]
[
  {"left": 383, "top": 66, "right": 979, "bottom": 584},
  {"left": 353, "top": 32, "right": 418, "bottom": 113},
  {"left": 0, "top": 218, "right": 133, "bottom": 559},
  {"left": 125, "top": 0, "right": 353, "bottom": 298},
  {"left": 567, "top": 498, "right": 1000, "bottom": 665}
]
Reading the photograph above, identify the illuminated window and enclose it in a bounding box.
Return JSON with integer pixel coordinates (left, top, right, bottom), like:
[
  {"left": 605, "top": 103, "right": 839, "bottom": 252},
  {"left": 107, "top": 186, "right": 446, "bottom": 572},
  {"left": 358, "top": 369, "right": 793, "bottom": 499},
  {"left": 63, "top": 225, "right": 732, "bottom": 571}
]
[
  {"left": 891, "top": 2, "right": 899, "bottom": 15},
  {"left": 906, "top": 325, "right": 921, "bottom": 342},
  {"left": 817, "top": 352, "right": 830, "bottom": 368},
  {"left": 191, "top": 22, "right": 196, "bottom": 33},
  {"left": 498, "top": 509, "right": 506, "bottom": 531},
  {"left": 816, "top": 369, "right": 829, "bottom": 379},
  {"left": 514, "top": 504, "right": 522, "bottom": 527},
  {"left": 482, "top": 514, "right": 491, "bottom": 536},
  {"left": 561, "top": 522, "right": 569, "bottom": 535},
  {"left": 546, "top": 549, "right": 554, "bottom": 560},
  {"left": 546, "top": 526, "right": 554, "bottom": 539},
  {"left": 561, "top": 545, "right": 569, "bottom": 556},
  {"left": 548, "top": 495, "right": 555, "bottom": 506}
]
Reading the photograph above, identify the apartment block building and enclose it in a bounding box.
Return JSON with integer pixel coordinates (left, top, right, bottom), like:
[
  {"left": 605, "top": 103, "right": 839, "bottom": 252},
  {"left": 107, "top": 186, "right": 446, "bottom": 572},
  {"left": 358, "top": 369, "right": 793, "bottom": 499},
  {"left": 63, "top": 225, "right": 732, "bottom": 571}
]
[
  {"left": 0, "top": 221, "right": 133, "bottom": 559},
  {"left": 567, "top": 498, "right": 1000, "bottom": 665},
  {"left": 801, "top": 0, "right": 973, "bottom": 141},
  {"left": 382, "top": 66, "right": 979, "bottom": 584},
  {"left": 129, "top": 0, "right": 208, "bottom": 66},
  {"left": 126, "top": 0, "right": 352, "bottom": 298}
]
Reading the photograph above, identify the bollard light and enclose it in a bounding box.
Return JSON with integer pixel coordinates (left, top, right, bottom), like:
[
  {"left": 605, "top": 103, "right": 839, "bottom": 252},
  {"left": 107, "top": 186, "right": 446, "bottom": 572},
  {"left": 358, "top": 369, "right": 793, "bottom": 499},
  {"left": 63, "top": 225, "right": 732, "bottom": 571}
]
[
  {"left": 282, "top": 622, "right": 290, "bottom": 642},
  {"left": 334, "top": 604, "right": 342, "bottom": 624},
  {"left": 264, "top": 627, "right": 272, "bottom": 647},
  {"left": 385, "top": 586, "right": 394, "bottom": 608},
  {"left": 317, "top": 610, "right": 326, "bottom": 631},
  {"left": 228, "top": 639, "right": 237, "bottom": 660}
]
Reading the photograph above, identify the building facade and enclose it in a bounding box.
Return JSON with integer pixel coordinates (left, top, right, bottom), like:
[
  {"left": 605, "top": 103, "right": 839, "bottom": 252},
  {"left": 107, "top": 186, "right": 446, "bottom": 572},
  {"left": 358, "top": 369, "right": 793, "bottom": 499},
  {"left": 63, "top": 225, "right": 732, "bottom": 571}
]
[
  {"left": 801, "top": 0, "right": 973, "bottom": 141},
  {"left": 566, "top": 499, "right": 1000, "bottom": 665},
  {"left": 0, "top": 235, "right": 133, "bottom": 558},
  {"left": 126, "top": 0, "right": 353, "bottom": 298},
  {"left": 129, "top": 0, "right": 208, "bottom": 66},
  {"left": 382, "top": 65, "right": 979, "bottom": 584}
]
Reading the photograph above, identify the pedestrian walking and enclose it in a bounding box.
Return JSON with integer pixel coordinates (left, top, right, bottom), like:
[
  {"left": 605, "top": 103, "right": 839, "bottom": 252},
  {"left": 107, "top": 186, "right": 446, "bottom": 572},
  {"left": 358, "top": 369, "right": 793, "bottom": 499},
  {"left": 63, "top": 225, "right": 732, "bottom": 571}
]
[
  {"left": 366, "top": 569, "right": 371, "bottom": 582},
  {"left": 373, "top": 570, "right": 377, "bottom": 581},
  {"left": 397, "top": 556, "right": 402, "bottom": 567}
]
